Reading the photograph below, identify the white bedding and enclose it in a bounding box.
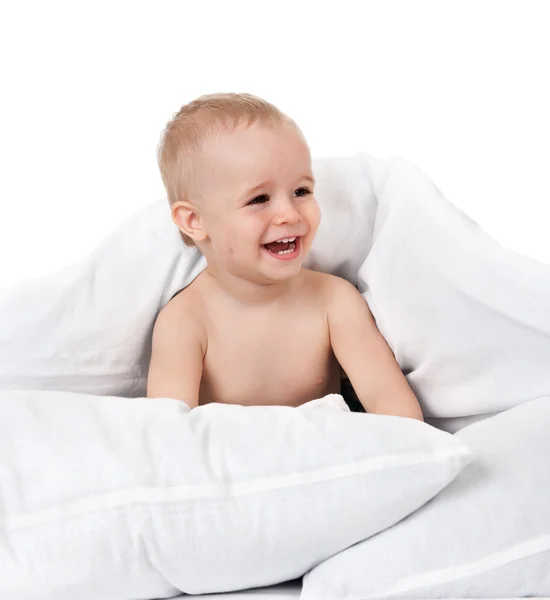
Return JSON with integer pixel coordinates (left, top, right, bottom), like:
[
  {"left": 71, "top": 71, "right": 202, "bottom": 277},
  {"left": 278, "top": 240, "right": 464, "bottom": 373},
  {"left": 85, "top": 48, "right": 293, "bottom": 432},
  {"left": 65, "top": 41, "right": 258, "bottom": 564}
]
[
  {"left": 2, "top": 153, "right": 550, "bottom": 598},
  {"left": 164, "top": 583, "right": 545, "bottom": 600},
  {"left": 174, "top": 580, "right": 302, "bottom": 599},
  {"left": 171, "top": 584, "right": 548, "bottom": 600},
  {"left": 61, "top": 581, "right": 301, "bottom": 600}
]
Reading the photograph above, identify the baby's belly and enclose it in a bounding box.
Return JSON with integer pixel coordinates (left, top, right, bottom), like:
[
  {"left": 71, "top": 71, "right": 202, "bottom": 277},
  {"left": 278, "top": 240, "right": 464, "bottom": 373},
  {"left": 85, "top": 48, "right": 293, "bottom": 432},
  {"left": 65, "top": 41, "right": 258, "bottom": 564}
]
[{"left": 199, "top": 359, "right": 342, "bottom": 408}]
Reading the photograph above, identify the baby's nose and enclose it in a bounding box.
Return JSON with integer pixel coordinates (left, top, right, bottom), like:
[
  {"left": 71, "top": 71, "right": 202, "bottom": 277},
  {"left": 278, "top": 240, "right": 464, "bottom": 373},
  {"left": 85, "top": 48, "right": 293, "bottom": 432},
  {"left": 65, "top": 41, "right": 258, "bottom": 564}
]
[{"left": 273, "top": 198, "right": 301, "bottom": 225}]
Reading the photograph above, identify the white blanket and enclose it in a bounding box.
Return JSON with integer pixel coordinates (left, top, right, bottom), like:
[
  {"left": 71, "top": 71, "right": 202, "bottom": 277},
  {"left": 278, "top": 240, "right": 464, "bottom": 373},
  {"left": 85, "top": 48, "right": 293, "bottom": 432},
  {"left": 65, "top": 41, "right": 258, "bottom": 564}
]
[{"left": 1, "top": 154, "right": 548, "bottom": 421}]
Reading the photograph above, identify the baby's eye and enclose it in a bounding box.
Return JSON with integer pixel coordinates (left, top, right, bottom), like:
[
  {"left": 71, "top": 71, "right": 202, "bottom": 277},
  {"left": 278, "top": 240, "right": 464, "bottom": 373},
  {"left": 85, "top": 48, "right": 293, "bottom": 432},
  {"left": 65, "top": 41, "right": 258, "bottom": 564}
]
[
  {"left": 294, "top": 187, "right": 312, "bottom": 198},
  {"left": 247, "top": 194, "right": 270, "bottom": 206}
]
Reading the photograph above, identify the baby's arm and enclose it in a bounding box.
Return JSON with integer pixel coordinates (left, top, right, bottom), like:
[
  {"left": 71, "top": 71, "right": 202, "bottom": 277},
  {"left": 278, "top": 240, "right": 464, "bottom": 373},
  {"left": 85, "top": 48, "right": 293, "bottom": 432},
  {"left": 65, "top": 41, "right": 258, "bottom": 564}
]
[
  {"left": 146, "top": 300, "right": 205, "bottom": 409},
  {"left": 327, "top": 277, "right": 423, "bottom": 421}
]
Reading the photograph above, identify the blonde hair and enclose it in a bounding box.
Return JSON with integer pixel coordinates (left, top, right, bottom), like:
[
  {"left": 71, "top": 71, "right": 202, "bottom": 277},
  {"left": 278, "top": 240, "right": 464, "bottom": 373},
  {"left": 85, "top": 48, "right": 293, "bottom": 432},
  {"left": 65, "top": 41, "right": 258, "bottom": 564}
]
[{"left": 157, "top": 92, "right": 298, "bottom": 246}]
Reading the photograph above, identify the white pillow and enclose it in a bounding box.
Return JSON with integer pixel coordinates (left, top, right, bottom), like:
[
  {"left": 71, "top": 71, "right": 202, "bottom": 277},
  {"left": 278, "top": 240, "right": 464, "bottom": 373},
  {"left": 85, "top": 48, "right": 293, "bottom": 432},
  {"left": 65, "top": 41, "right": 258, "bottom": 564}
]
[
  {"left": 302, "top": 396, "right": 550, "bottom": 599},
  {"left": 0, "top": 391, "right": 470, "bottom": 599}
]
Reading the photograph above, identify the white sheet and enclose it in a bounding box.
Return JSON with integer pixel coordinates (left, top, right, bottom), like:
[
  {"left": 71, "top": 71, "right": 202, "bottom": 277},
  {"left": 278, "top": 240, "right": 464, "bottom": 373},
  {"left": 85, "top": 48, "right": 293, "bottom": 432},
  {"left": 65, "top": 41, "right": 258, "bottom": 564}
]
[
  {"left": 193, "top": 587, "right": 548, "bottom": 599},
  {"left": 173, "top": 580, "right": 302, "bottom": 599},
  {"left": 173, "top": 589, "right": 546, "bottom": 600}
]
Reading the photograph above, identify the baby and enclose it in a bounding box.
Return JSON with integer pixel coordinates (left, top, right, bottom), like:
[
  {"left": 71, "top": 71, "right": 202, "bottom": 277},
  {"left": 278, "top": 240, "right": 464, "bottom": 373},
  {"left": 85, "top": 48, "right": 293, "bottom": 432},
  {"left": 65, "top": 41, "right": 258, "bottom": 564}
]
[{"left": 147, "top": 93, "right": 423, "bottom": 421}]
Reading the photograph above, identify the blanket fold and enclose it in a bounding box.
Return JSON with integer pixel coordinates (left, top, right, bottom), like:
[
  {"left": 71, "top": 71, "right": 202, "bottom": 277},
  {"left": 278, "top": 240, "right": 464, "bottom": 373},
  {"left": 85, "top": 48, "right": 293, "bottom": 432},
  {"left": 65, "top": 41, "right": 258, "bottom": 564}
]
[{"left": 1, "top": 154, "right": 548, "bottom": 423}]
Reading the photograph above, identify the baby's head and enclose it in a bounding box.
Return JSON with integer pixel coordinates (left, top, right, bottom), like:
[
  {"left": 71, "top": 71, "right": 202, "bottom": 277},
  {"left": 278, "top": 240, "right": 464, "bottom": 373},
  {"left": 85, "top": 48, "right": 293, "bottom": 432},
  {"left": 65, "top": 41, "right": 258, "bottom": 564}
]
[{"left": 157, "top": 93, "right": 320, "bottom": 283}]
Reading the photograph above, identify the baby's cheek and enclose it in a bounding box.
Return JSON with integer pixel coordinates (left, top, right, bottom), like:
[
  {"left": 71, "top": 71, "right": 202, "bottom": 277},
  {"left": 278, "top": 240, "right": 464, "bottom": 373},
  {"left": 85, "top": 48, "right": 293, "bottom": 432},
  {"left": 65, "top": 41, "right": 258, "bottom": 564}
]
[
  {"left": 308, "top": 203, "right": 321, "bottom": 234},
  {"left": 311, "top": 198, "right": 321, "bottom": 220}
]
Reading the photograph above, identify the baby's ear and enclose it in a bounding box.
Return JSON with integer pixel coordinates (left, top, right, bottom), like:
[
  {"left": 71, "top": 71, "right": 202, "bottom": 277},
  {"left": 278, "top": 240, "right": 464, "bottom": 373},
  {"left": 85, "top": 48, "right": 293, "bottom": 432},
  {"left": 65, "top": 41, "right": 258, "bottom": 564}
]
[{"left": 171, "top": 201, "right": 208, "bottom": 243}]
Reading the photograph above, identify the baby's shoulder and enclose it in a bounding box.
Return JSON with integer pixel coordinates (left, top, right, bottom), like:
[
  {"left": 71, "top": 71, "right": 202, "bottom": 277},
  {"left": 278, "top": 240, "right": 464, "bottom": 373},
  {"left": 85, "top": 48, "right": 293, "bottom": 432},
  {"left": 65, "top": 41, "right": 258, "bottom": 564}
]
[
  {"left": 300, "top": 270, "right": 364, "bottom": 316},
  {"left": 302, "top": 269, "right": 358, "bottom": 296},
  {"left": 157, "top": 276, "right": 208, "bottom": 325}
]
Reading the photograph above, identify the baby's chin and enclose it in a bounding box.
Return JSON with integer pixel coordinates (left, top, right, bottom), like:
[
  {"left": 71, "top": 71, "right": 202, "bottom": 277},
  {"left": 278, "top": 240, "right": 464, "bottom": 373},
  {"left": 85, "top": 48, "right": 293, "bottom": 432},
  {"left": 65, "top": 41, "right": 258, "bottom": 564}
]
[{"left": 259, "top": 259, "right": 305, "bottom": 284}]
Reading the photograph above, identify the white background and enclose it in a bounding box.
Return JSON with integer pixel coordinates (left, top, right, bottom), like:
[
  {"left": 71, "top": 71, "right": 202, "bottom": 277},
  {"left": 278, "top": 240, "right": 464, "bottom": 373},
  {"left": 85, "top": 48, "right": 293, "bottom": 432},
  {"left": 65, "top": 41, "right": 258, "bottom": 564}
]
[{"left": 1, "top": 0, "right": 549, "bottom": 289}]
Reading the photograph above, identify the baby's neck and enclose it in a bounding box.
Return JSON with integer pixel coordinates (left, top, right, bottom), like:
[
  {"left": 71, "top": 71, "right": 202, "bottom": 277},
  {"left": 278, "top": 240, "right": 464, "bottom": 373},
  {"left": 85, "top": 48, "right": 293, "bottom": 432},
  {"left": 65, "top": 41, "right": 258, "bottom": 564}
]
[{"left": 203, "top": 267, "right": 302, "bottom": 308}]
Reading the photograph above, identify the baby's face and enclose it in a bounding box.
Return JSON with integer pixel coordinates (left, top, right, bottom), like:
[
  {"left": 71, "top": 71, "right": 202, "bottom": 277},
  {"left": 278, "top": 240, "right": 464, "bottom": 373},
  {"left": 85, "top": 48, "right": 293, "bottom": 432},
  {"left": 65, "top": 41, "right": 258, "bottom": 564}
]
[{"left": 195, "top": 121, "right": 320, "bottom": 283}]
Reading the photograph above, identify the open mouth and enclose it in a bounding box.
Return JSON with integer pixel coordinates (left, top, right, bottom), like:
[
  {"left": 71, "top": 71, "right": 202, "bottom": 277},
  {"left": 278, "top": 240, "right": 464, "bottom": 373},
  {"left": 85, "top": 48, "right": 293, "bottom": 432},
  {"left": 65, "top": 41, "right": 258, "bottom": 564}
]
[{"left": 262, "top": 236, "right": 301, "bottom": 259}]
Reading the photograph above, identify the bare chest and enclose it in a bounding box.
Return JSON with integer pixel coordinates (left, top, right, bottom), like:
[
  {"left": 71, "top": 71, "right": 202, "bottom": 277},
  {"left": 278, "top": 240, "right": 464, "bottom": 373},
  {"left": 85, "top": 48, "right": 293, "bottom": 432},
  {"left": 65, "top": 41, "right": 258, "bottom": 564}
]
[{"left": 199, "top": 310, "right": 340, "bottom": 407}]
